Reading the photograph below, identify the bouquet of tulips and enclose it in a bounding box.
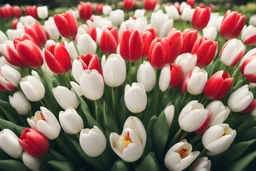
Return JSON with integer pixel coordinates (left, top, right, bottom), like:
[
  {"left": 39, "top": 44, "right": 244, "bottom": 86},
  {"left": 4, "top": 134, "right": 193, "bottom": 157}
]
[{"left": 0, "top": 0, "right": 256, "bottom": 170}]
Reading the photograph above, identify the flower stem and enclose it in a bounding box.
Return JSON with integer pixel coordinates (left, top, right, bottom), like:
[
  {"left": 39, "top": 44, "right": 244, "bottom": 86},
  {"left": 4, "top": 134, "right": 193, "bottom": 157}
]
[
  {"left": 199, "top": 148, "right": 208, "bottom": 157},
  {"left": 169, "top": 128, "right": 183, "bottom": 147},
  {"left": 94, "top": 100, "right": 99, "bottom": 122}
]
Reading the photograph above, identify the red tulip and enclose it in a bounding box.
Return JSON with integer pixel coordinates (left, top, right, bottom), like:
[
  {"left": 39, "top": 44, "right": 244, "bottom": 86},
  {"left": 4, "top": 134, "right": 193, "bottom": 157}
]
[
  {"left": 220, "top": 10, "right": 246, "bottom": 40},
  {"left": 124, "top": 0, "right": 136, "bottom": 11},
  {"left": 13, "top": 6, "right": 22, "bottom": 18},
  {"left": 181, "top": 29, "right": 198, "bottom": 53},
  {"left": 77, "top": 53, "right": 102, "bottom": 74},
  {"left": 19, "top": 128, "right": 49, "bottom": 157},
  {"left": 148, "top": 37, "right": 171, "bottom": 69},
  {"left": 24, "top": 22, "right": 47, "bottom": 47},
  {"left": 100, "top": 27, "right": 118, "bottom": 54},
  {"left": 54, "top": 11, "right": 78, "bottom": 39},
  {"left": 96, "top": 4, "right": 104, "bottom": 15},
  {"left": 142, "top": 28, "right": 157, "bottom": 57},
  {"left": 25, "top": 6, "right": 38, "bottom": 19},
  {"left": 144, "top": 0, "right": 158, "bottom": 11},
  {"left": 78, "top": 2, "right": 93, "bottom": 21},
  {"left": 120, "top": 30, "right": 143, "bottom": 62},
  {"left": 167, "top": 29, "right": 183, "bottom": 63},
  {"left": 89, "top": 27, "right": 97, "bottom": 43},
  {"left": 11, "top": 19, "right": 19, "bottom": 29},
  {"left": 0, "top": 5, "right": 14, "bottom": 19},
  {"left": 169, "top": 64, "right": 184, "bottom": 88},
  {"left": 186, "top": 0, "right": 195, "bottom": 8},
  {"left": 191, "top": 6, "right": 211, "bottom": 30},
  {"left": 240, "top": 54, "right": 256, "bottom": 83},
  {"left": 204, "top": 71, "right": 234, "bottom": 100},
  {"left": 241, "top": 99, "right": 256, "bottom": 113},
  {"left": 191, "top": 37, "right": 218, "bottom": 67},
  {"left": 44, "top": 43, "right": 72, "bottom": 74}
]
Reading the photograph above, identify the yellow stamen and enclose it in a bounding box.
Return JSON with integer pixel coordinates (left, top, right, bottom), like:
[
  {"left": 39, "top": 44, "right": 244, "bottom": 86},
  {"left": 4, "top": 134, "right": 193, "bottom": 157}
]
[{"left": 123, "top": 132, "right": 132, "bottom": 148}]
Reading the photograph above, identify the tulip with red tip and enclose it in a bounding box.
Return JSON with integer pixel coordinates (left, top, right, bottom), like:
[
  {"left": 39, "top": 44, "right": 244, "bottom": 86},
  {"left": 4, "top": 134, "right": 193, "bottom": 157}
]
[
  {"left": 19, "top": 128, "right": 49, "bottom": 158},
  {"left": 240, "top": 54, "right": 256, "bottom": 83},
  {"left": 78, "top": 2, "right": 93, "bottom": 21},
  {"left": 142, "top": 28, "right": 157, "bottom": 57},
  {"left": 181, "top": 29, "right": 198, "bottom": 53},
  {"left": 24, "top": 22, "right": 47, "bottom": 47},
  {"left": 120, "top": 30, "right": 144, "bottom": 62},
  {"left": 124, "top": 0, "right": 136, "bottom": 11},
  {"left": 0, "top": 5, "right": 14, "bottom": 19},
  {"left": 167, "top": 29, "right": 183, "bottom": 63},
  {"left": 241, "top": 25, "right": 256, "bottom": 46},
  {"left": 191, "top": 37, "right": 218, "bottom": 67},
  {"left": 144, "top": 0, "right": 158, "bottom": 11},
  {"left": 13, "top": 6, "right": 22, "bottom": 18},
  {"left": 53, "top": 11, "right": 78, "bottom": 39},
  {"left": 25, "top": 6, "right": 38, "bottom": 19},
  {"left": 220, "top": 10, "right": 246, "bottom": 39},
  {"left": 100, "top": 27, "right": 118, "bottom": 54},
  {"left": 204, "top": 71, "right": 234, "bottom": 100},
  {"left": 192, "top": 6, "right": 211, "bottom": 30},
  {"left": 0, "top": 65, "right": 21, "bottom": 91},
  {"left": 44, "top": 43, "right": 72, "bottom": 74}
]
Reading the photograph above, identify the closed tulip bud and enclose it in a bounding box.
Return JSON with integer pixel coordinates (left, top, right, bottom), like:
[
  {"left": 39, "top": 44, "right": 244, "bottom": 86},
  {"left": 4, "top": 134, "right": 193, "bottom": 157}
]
[
  {"left": 0, "top": 129, "right": 23, "bottom": 158},
  {"left": 24, "top": 22, "right": 47, "bottom": 47},
  {"left": 203, "top": 124, "right": 236, "bottom": 155},
  {"left": 27, "top": 107, "right": 61, "bottom": 140},
  {"left": 174, "top": 53, "right": 197, "bottom": 76},
  {"left": 54, "top": 11, "right": 78, "bottom": 38},
  {"left": 150, "top": 12, "right": 169, "bottom": 36},
  {"left": 9, "top": 91, "right": 31, "bottom": 115},
  {"left": 241, "top": 25, "right": 256, "bottom": 46},
  {"left": 167, "top": 29, "right": 183, "bottom": 63},
  {"left": 77, "top": 34, "right": 97, "bottom": 55},
  {"left": 37, "top": 6, "right": 48, "bottom": 20},
  {"left": 220, "top": 10, "right": 246, "bottom": 39},
  {"left": 220, "top": 39, "right": 246, "bottom": 66},
  {"left": 249, "top": 15, "right": 256, "bottom": 26},
  {"left": 192, "top": 6, "right": 211, "bottom": 30},
  {"left": 110, "top": 9, "right": 125, "bottom": 26},
  {"left": 80, "top": 70, "right": 104, "bottom": 100},
  {"left": 144, "top": 0, "right": 158, "bottom": 11},
  {"left": 137, "top": 61, "right": 156, "bottom": 92},
  {"left": 80, "top": 126, "right": 106, "bottom": 157},
  {"left": 142, "top": 28, "right": 157, "bottom": 57},
  {"left": 240, "top": 54, "right": 256, "bottom": 83},
  {"left": 0, "top": 30, "right": 8, "bottom": 43},
  {"left": 181, "top": 67, "right": 208, "bottom": 95},
  {"left": 190, "top": 157, "right": 211, "bottom": 171},
  {"left": 0, "top": 65, "right": 21, "bottom": 91},
  {"left": 203, "top": 26, "right": 217, "bottom": 41},
  {"left": 22, "top": 152, "right": 41, "bottom": 171},
  {"left": 181, "top": 29, "right": 198, "bottom": 53},
  {"left": 20, "top": 75, "right": 45, "bottom": 102},
  {"left": 124, "top": 0, "right": 136, "bottom": 11},
  {"left": 102, "top": 5, "right": 112, "bottom": 15},
  {"left": 164, "top": 140, "right": 199, "bottom": 171},
  {"left": 204, "top": 71, "right": 233, "bottom": 100},
  {"left": 78, "top": 2, "right": 93, "bottom": 21},
  {"left": 165, "top": 5, "right": 180, "bottom": 20},
  {"left": 44, "top": 17, "right": 60, "bottom": 40},
  {"left": 25, "top": 6, "right": 38, "bottom": 19},
  {"left": 228, "top": 85, "right": 254, "bottom": 112},
  {"left": 13, "top": 6, "right": 22, "bottom": 18},
  {"left": 59, "top": 108, "right": 84, "bottom": 134},
  {"left": 165, "top": 105, "right": 175, "bottom": 128},
  {"left": 19, "top": 128, "right": 49, "bottom": 157},
  {"left": 100, "top": 27, "right": 118, "bottom": 54},
  {"left": 110, "top": 116, "right": 146, "bottom": 162},
  {"left": 134, "top": 9, "right": 145, "bottom": 18},
  {"left": 206, "top": 101, "right": 230, "bottom": 126},
  {"left": 181, "top": 6, "right": 194, "bottom": 22},
  {"left": 64, "top": 41, "right": 78, "bottom": 60}
]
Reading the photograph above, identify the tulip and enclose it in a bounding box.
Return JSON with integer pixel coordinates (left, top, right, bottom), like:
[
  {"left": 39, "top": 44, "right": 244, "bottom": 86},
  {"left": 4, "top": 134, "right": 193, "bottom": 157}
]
[
  {"left": 0, "top": 64, "right": 21, "bottom": 91},
  {"left": 44, "top": 43, "right": 72, "bottom": 74},
  {"left": 180, "top": 2, "right": 191, "bottom": 13},
  {"left": 240, "top": 48, "right": 256, "bottom": 67},
  {"left": 109, "top": 9, "right": 125, "bottom": 26},
  {"left": 134, "top": 9, "right": 145, "bottom": 18},
  {"left": 241, "top": 54, "right": 256, "bottom": 83},
  {"left": 181, "top": 29, "right": 198, "bottom": 53},
  {"left": 19, "top": 128, "right": 49, "bottom": 157},
  {"left": 204, "top": 71, "right": 234, "bottom": 100},
  {"left": 96, "top": 4, "right": 104, "bottom": 15},
  {"left": 206, "top": 101, "right": 230, "bottom": 126},
  {"left": 241, "top": 25, "right": 256, "bottom": 46},
  {"left": 187, "top": 0, "right": 195, "bottom": 7},
  {"left": 27, "top": 106, "right": 61, "bottom": 140},
  {"left": 148, "top": 37, "right": 171, "bottom": 69},
  {"left": 202, "top": 124, "right": 236, "bottom": 155},
  {"left": 13, "top": 6, "right": 22, "bottom": 18},
  {"left": 120, "top": 30, "right": 143, "bottom": 62},
  {"left": 203, "top": 26, "right": 217, "bottom": 41},
  {"left": 110, "top": 116, "right": 146, "bottom": 162},
  {"left": 53, "top": 11, "right": 78, "bottom": 38},
  {"left": 190, "top": 157, "right": 211, "bottom": 171},
  {"left": 165, "top": 105, "right": 175, "bottom": 128},
  {"left": 102, "top": 54, "right": 126, "bottom": 87},
  {"left": 78, "top": 2, "right": 93, "bottom": 21},
  {"left": 181, "top": 67, "right": 208, "bottom": 95},
  {"left": 125, "top": 83, "right": 147, "bottom": 113},
  {"left": 59, "top": 108, "right": 84, "bottom": 134},
  {"left": 220, "top": 10, "right": 246, "bottom": 39},
  {"left": 37, "top": 6, "right": 48, "bottom": 20},
  {"left": 80, "top": 126, "right": 106, "bottom": 157},
  {"left": 249, "top": 15, "right": 256, "bottom": 26},
  {"left": 102, "top": 5, "right": 112, "bottom": 15},
  {"left": 137, "top": 61, "right": 156, "bottom": 92},
  {"left": 191, "top": 37, "right": 218, "bottom": 67},
  {"left": 0, "top": 129, "right": 23, "bottom": 158},
  {"left": 0, "top": 30, "right": 8, "bottom": 43},
  {"left": 24, "top": 22, "right": 47, "bottom": 47},
  {"left": 228, "top": 85, "right": 254, "bottom": 112},
  {"left": 20, "top": 75, "right": 45, "bottom": 102},
  {"left": 165, "top": 5, "right": 180, "bottom": 20},
  {"left": 100, "top": 27, "right": 118, "bottom": 54},
  {"left": 22, "top": 152, "right": 41, "bottom": 171},
  {"left": 142, "top": 28, "right": 157, "bottom": 57},
  {"left": 25, "top": 6, "right": 38, "bottom": 19},
  {"left": 241, "top": 99, "right": 256, "bottom": 113},
  {"left": 77, "top": 34, "right": 97, "bottom": 55},
  {"left": 80, "top": 70, "right": 104, "bottom": 100},
  {"left": 6, "top": 29, "right": 24, "bottom": 41},
  {"left": 20, "top": 16, "right": 37, "bottom": 26},
  {"left": 64, "top": 41, "right": 78, "bottom": 60},
  {"left": 181, "top": 6, "right": 194, "bottom": 22},
  {"left": 144, "top": 0, "right": 158, "bottom": 11},
  {"left": 167, "top": 29, "right": 183, "bottom": 63},
  {"left": 44, "top": 17, "right": 60, "bottom": 40},
  {"left": 191, "top": 6, "right": 211, "bottom": 30},
  {"left": 9, "top": 91, "right": 31, "bottom": 115},
  {"left": 179, "top": 100, "right": 211, "bottom": 134},
  {"left": 164, "top": 140, "right": 199, "bottom": 171},
  {"left": 124, "top": 0, "right": 136, "bottom": 11},
  {"left": 220, "top": 39, "right": 246, "bottom": 66},
  {"left": 174, "top": 53, "right": 197, "bottom": 76},
  {"left": 150, "top": 11, "right": 171, "bottom": 37}
]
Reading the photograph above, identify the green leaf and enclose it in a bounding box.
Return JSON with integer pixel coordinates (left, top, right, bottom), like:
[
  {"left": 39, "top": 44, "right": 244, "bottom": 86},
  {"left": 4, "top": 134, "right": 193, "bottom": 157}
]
[
  {"left": 0, "top": 160, "right": 30, "bottom": 171},
  {"left": 143, "top": 116, "right": 157, "bottom": 156},
  {"left": 226, "top": 151, "right": 256, "bottom": 171},
  {"left": 135, "top": 152, "right": 160, "bottom": 171},
  {"left": 0, "top": 149, "right": 11, "bottom": 160},
  {"left": 47, "top": 161, "right": 75, "bottom": 171},
  {"left": 48, "top": 149, "right": 69, "bottom": 162},
  {"left": 111, "top": 160, "right": 130, "bottom": 171},
  {"left": 0, "top": 118, "right": 24, "bottom": 135}
]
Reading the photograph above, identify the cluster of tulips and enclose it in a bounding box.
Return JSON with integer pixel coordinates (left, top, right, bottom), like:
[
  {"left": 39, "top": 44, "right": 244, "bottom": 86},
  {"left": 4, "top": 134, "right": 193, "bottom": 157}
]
[{"left": 0, "top": 0, "right": 256, "bottom": 171}]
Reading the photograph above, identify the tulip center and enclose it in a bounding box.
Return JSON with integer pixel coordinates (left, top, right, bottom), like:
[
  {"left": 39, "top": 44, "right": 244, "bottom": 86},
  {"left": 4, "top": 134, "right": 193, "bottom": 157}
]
[
  {"left": 123, "top": 132, "right": 132, "bottom": 148},
  {"left": 34, "top": 112, "right": 46, "bottom": 122},
  {"left": 178, "top": 148, "right": 188, "bottom": 158},
  {"left": 223, "top": 127, "right": 229, "bottom": 136}
]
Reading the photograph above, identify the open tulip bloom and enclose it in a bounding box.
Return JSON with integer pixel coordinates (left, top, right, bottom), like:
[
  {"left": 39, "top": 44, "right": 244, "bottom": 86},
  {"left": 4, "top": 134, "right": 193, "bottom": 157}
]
[{"left": 0, "top": 1, "right": 256, "bottom": 171}]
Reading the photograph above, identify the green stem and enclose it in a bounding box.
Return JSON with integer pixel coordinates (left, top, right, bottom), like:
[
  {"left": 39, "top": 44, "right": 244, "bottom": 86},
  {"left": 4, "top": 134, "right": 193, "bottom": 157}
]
[
  {"left": 179, "top": 132, "right": 189, "bottom": 141},
  {"left": 231, "top": 66, "right": 240, "bottom": 78},
  {"left": 94, "top": 100, "right": 99, "bottom": 122},
  {"left": 199, "top": 148, "right": 208, "bottom": 157},
  {"left": 169, "top": 128, "right": 183, "bottom": 147},
  {"left": 39, "top": 100, "right": 46, "bottom": 107}
]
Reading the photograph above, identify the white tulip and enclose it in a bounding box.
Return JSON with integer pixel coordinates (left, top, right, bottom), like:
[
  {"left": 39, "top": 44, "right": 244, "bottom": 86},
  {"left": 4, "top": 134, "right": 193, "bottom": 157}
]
[
  {"left": 22, "top": 152, "right": 41, "bottom": 171},
  {"left": 80, "top": 126, "right": 106, "bottom": 157},
  {"left": 202, "top": 124, "right": 236, "bottom": 155},
  {"left": 41, "top": 62, "right": 54, "bottom": 77},
  {"left": 165, "top": 105, "right": 175, "bottom": 128},
  {"left": 109, "top": 9, "right": 124, "bottom": 26},
  {"left": 0, "top": 129, "right": 22, "bottom": 158},
  {"left": 103, "top": 5, "right": 112, "bottom": 15},
  {"left": 165, "top": 5, "right": 180, "bottom": 20},
  {"left": 0, "top": 64, "right": 21, "bottom": 90},
  {"left": 93, "top": 16, "right": 112, "bottom": 29},
  {"left": 181, "top": 7, "right": 194, "bottom": 22},
  {"left": 59, "top": 108, "right": 84, "bottom": 134},
  {"left": 165, "top": 140, "right": 199, "bottom": 171},
  {"left": 37, "top": 6, "right": 48, "bottom": 19},
  {"left": 43, "top": 17, "right": 60, "bottom": 40},
  {"left": 137, "top": 61, "right": 156, "bottom": 92},
  {"left": 150, "top": 11, "right": 169, "bottom": 35},
  {"left": 64, "top": 41, "right": 78, "bottom": 60},
  {"left": 207, "top": 13, "right": 223, "bottom": 31},
  {"left": 0, "top": 31, "right": 7, "bottom": 43},
  {"left": 180, "top": 2, "right": 190, "bottom": 13},
  {"left": 241, "top": 25, "right": 256, "bottom": 44},
  {"left": 125, "top": 83, "right": 147, "bottom": 113},
  {"left": 249, "top": 15, "right": 256, "bottom": 26},
  {"left": 77, "top": 34, "right": 96, "bottom": 55},
  {"left": 102, "top": 54, "right": 126, "bottom": 87},
  {"left": 70, "top": 81, "right": 83, "bottom": 97},
  {"left": 27, "top": 106, "right": 60, "bottom": 140},
  {"left": 203, "top": 26, "right": 217, "bottom": 41},
  {"left": 190, "top": 157, "right": 211, "bottom": 171},
  {"left": 110, "top": 116, "right": 146, "bottom": 162},
  {"left": 175, "top": 53, "right": 197, "bottom": 76},
  {"left": 206, "top": 101, "right": 230, "bottom": 126},
  {"left": 159, "top": 19, "right": 174, "bottom": 37},
  {"left": 72, "top": 59, "right": 84, "bottom": 83},
  {"left": 134, "top": 9, "right": 145, "bottom": 18},
  {"left": 6, "top": 29, "right": 24, "bottom": 41},
  {"left": 228, "top": 85, "right": 254, "bottom": 112},
  {"left": 20, "top": 16, "right": 37, "bottom": 26},
  {"left": 159, "top": 64, "right": 170, "bottom": 92},
  {"left": 9, "top": 91, "right": 31, "bottom": 115}
]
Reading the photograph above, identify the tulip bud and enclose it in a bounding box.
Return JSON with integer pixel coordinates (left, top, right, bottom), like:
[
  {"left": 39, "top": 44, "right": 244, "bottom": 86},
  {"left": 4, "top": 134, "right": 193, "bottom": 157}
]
[
  {"left": 134, "top": 9, "right": 145, "bottom": 18},
  {"left": 109, "top": 9, "right": 125, "bottom": 26},
  {"left": 142, "top": 28, "right": 157, "bottom": 57},
  {"left": 144, "top": 0, "right": 158, "bottom": 11},
  {"left": 241, "top": 25, "right": 256, "bottom": 46},
  {"left": 203, "top": 26, "right": 217, "bottom": 41},
  {"left": 102, "top": 5, "right": 112, "bottom": 15},
  {"left": 167, "top": 29, "right": 183, "bottom": 63},
  {"left": 20, "top": 75, "right": 45, "bottom": 102},
  {"left": 37, "top": 6, "right": 48, "bottom": 19},
  {"left": 77, "top": 34, "right": 97, "bottom": 55},
  {"left": 80, "top": 126, "right": 106, "bottom": 157},
  {"left": 165, "top": 5, "right": 180, "bottom": 20},
  {"left": 164, "top": 140, "right": 199, "bottom": 171},
  {"left": 78, "top": 2, "right": 93, "bottom": 21},
  {"left": 181, "top": 6, "right": 194, "bottom": 22},
  {"left": 165, "top": 105, "right": 175, "bottom": 128},
  {"left": 190, "top": 157, "right": 211, "bottom": 171},
  {"left": 206, "top": 101, "right": 230, "bottom": 126},
  {"left": 22, "top": 152, "right": 41, "bottom": 171},
  {"left": 240, "top": 54, "right": 256, "bottom": 83},
  {"left": 174, "top": 53, "right": 197, "bottom": 76},
  {"left": 228, "top": 85, "right": 254, "bottom": 112},
  {"left": 9, "top": 91, "right": 31, "bottom": 115},
  {"left": 137, "top": 61, "right": 156, "bottom": 92},
  {"left": 110, "top": 116, "right": 146, "bottom": 162},
  {"left": 24, "top": 22, "right": 47, "bottom": 47},
  {"left": 0, "top": 64, "right": 21, "bottom": 91},
  {"left": 0, "top": 129, "right": 23, "bottom": 158},
  {"left": 150, "top": 12, "right": 169, "bottom": 36},
  {"left": 191, "top": 6, "right": 211, "bottom": 30},
  {"left": 64, "top": 41, "right": 78, "bottom": 60},
  {"left": 59, "top": 108, "right": 84, "bottom": 134},
  {"left": 202, "top": 124, "right": 236, "bottom": 155},
  {"left": 125, "top": 83, "right": 147, "bottom": 113},
  {"left": 181, "top": 29, "right": 198, "bottom": 53},
  {"left": 180, "top": 2, "right": 190, "bottom": 13},
  {"left": 123, "top": 0, "right": 135, "bottom": 11},
  {"left": 100, "top": 27, "right": 118, "bottom": 54}
]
